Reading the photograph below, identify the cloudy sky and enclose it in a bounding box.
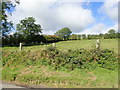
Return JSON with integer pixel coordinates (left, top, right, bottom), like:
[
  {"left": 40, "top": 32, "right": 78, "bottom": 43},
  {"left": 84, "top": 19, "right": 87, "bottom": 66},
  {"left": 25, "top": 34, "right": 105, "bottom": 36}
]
[{"left": 8, "top": 0, "right": 118, "bottom": 35}]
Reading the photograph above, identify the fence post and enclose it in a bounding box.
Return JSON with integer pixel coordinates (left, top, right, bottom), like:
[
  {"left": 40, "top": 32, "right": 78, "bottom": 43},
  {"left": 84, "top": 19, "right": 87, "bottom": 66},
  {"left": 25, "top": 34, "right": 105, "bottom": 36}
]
[
  {"left": 81, "top": 36, "right": 83, "bottom": 40},
  {"left": 40, "top": 42, "right": 43, "bottom": 45},
  {"left": 96, "top": 40, "right": 100, "bottom": 50},
  {"left": 19, "top": 43, "right": 22, "bottom": 51},
  {"left": 52, "top": 43, "right": 56, "bottom": 47}
]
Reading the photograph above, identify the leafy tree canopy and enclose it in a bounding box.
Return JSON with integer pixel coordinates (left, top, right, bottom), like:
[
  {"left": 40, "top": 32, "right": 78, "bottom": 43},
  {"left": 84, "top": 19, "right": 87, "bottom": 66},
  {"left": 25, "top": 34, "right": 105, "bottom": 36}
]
[
  {"left": 108, "top": 29, "right": 116, "bottom": 34},
  {"left": 1, "top": 0, "right": 19, "bottom": 36},
  {"left": 16, "top": 17, "right": 42, "bottom": 37},
  {"left": 54, "top": 27, "right": 72, "bottom": 40}
]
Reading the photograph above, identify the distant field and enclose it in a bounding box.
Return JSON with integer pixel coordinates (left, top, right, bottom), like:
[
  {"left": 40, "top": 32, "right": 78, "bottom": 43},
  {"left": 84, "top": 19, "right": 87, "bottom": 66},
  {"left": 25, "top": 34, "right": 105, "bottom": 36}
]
[
  {"left": 57, "top": 39, "right": 118, "bottom": 52},
  {"left": 2, "top": 39, "right": 118, "bottom": 53}
]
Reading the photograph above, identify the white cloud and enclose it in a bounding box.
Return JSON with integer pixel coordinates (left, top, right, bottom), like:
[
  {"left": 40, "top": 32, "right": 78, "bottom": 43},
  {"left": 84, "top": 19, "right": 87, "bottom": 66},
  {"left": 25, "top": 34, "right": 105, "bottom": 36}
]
[
  {"left": 55, "top": 4, "right": 95, "bottom": 32},
  {"left": 8, "top": 0, "right": 95, "bottom": 35},
  {"left": 78, "top": 23, "right": 118, "bottom": 34},
  {"left": 99, "top": 1, "right": 118, "bottom": 21},
  {"left": 79, "top": 23, "right": 106, "bottom": 34}
]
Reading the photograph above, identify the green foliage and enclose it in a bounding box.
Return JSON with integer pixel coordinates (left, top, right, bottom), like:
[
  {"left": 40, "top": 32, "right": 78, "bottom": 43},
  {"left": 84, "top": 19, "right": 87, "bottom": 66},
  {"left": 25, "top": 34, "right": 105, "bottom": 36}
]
[
  {"left": 2, "top": 33, "right": 46, "bottom": 46},
  {"left": 16, "top": 17, "right": 42, "bottom": 37},
  {"left": 2, "top": 46, "right": 118, "bottom": 71},
  {"left": 2, "top": 39, "right": 118, "bottom": 88},
  {"left": 69, "top": 31, "right": 119, "bottom": 40},
  {"left": 11, "top": 17, "right": 44, "bottom": 45},
  {"left": 104, "top": 29, "right": 117, "bottom": 39},
  {"left": 2, "top": 16, "right": 47, "bottom": 46},
  {"left": 40, "top": 47, "right": 118, "bottom": 70},
  {"left": 69, "top": 34, "right": 81, "bottom": 40},
  {"left": 54, "top": 27, "right": 72, "bottom": 40},
  {"left": 108, "top": 29, "right": 116, "bottom": 34},
  {"left": 1, "top": 0, "right": 19, "bottom": 36},
  {"left": 43, "top": 35, "right": 63, "bottom": 43}
]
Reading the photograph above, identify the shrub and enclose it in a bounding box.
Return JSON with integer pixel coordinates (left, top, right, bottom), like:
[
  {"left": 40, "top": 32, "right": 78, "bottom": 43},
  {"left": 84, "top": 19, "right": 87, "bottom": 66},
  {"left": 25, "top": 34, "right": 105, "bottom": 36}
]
[{"left": 43, "top": 35, "right": 63, "bottom": 43}]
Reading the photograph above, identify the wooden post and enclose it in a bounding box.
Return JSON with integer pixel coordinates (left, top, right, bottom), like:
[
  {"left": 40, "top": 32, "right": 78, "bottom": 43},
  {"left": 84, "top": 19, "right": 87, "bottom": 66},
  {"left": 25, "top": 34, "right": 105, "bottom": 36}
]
[
  {"left": 52, "top": 43, "right": 56, "bottom": 47},
  {"left": 96, "top": 40, "right": 100, "bottom": 50},
  {"left": 40, "top": 42, "right": 43, "bottom": 45},
  {"left": 19, "top": 43, "right": 22, "bottom": 51},
  {"left": 81, "top": 36, "right": 83, "bottom": 40}
]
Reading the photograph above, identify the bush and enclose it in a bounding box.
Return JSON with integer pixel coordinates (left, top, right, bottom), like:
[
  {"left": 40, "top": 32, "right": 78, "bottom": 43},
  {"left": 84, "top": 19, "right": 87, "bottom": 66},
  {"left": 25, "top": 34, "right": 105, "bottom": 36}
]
[{"left": 43, "top": 35, "right": 63, "bottom": 43}]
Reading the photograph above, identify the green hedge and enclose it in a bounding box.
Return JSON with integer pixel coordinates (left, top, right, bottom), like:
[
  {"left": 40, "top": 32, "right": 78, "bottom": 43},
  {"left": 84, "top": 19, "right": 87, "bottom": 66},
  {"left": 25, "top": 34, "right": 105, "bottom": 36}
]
[{"left": 43, "top": 35, "right": 63, "bottom": 43}]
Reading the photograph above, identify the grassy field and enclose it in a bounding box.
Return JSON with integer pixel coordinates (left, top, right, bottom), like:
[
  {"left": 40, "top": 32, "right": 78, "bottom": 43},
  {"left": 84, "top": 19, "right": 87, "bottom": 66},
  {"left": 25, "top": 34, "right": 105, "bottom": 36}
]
[
  {"left": 2, "top": 39, "right": 118, "bottom": 88},
  {"left": 57, "top": 39, "right": 118, "bottom": 52},
  {"left": 2, "top": 39, "right": 118, "bottom": 53}
]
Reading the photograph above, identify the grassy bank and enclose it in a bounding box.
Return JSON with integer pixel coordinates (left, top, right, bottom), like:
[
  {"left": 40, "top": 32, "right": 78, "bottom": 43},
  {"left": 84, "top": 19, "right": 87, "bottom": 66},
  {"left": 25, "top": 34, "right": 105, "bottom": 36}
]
[
  {"left": 2, "top": 65, "right": 118, "bottom": 88},
  {"left": 2, "top": 39, "right": 118, "bottom": 88}
]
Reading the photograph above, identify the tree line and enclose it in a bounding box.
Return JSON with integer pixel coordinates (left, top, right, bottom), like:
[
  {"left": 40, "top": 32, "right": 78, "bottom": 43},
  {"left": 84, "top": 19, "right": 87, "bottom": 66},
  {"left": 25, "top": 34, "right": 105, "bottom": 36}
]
[
  {"left": 2, "top": 17, "right": 63, "bottom": 46},
  {"left": 2, "top": 16, "right": 119, "bottom": 46},
  {"left": 69, "top": 29, "right": 119, "bottom": 40}
]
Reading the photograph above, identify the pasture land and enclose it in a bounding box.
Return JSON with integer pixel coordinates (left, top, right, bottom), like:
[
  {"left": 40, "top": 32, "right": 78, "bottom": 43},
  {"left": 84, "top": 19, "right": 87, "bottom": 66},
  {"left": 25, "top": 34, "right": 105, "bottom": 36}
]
[{"left": 2, "top": 39, "right": 118, "bottom": 53}]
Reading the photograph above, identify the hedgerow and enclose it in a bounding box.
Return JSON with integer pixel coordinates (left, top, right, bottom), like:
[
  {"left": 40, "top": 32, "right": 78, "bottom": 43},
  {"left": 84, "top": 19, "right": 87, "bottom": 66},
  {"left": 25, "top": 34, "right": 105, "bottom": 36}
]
[{"left": 43, "top": 35, "right": 63, "bottom": 43}]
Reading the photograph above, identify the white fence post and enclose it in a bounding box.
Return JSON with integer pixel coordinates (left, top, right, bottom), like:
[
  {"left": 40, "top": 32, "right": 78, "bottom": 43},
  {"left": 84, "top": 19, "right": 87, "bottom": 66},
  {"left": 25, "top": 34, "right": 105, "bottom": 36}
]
[
  {"left": 96, "top": 40, "right": 100, "bottom": 50},
  {"left": 52, "top": 43, "right": 56, "bottom": 47},
  {"left": 19, "top": 43, "right": 22, "bottom": 51}
]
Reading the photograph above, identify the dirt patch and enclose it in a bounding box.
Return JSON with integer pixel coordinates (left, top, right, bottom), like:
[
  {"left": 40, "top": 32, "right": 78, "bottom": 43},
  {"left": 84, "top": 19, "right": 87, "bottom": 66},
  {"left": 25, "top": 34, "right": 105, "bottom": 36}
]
[
  {"left": 39, "top": 66, "right": 71, "bottom": 77},
  {"left": 18, "top": 66, "right": 39, "bottom": 76},
  {"left": 88, "top": 72, "right": 97, "bottom": 81}
]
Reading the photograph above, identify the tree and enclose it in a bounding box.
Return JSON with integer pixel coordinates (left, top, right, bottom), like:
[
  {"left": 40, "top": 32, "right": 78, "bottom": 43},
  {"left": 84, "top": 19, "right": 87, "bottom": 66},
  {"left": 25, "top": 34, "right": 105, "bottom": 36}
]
[
  {"left": 107, "top": 29, "right": 116, "bottom": 39},
  {"left": 17, "top": 17, "right": 42, "bottom": 36},
  {"left": 54, "top": 27, "right": 72, "bottom": 40},
  {"left": 81, "top": 34, "right": 86, "bottom": 39},
  {"left": 99, "top": 33, "right": 104, "bottom": 39},
  {"left": 16, "top": 17, "right": 42, "bottom": 43},
  {"left": 108, "top": 29, "right": 115, "bottom": 34},
  {"left": 69, "top": 34, "right": 80, "bottom": 40},
  {"left": 1, "top": 0, "right": 19, "bottom": 36}
]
